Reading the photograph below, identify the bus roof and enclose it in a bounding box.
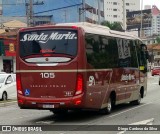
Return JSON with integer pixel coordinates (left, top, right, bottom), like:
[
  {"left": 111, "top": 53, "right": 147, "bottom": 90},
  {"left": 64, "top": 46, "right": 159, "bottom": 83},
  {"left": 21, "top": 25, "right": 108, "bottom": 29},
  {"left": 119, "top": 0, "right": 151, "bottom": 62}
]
[
  {"left": 56, "top": 22, "right": 141, "bottom": 40},
  {"left": 19, "top": 22, "right": 141, "bottom": 41}
]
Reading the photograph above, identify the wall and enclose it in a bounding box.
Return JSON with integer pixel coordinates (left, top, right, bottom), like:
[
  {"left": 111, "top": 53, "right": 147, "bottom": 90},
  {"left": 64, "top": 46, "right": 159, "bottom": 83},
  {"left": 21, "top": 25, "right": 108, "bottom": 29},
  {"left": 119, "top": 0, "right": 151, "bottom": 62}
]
[{"left": 104, "top": 0, "right": 140, "bottom": 23}]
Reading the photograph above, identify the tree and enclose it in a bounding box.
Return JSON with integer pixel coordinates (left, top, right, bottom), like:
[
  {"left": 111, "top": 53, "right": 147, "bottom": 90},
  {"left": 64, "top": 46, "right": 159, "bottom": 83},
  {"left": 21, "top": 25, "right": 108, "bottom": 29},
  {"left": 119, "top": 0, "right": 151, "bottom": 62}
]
[
  {"left": 156, "top": 36, "right": 160, "bottom": 43},
  {"left": 101, "top": 21, "right": 123, "bottom": 31}
]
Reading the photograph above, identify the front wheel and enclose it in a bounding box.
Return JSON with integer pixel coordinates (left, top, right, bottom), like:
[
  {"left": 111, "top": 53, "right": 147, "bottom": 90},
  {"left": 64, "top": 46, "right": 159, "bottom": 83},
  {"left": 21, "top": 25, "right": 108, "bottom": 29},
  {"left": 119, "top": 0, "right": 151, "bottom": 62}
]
[{"left": 99, "top": 97, "right": 112, "bottom": 114}]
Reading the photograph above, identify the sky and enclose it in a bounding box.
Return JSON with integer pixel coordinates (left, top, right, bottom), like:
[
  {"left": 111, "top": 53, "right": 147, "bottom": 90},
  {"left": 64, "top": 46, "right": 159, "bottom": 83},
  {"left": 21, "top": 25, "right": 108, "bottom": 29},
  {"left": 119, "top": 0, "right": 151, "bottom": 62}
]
[{"left": 142, "top": 0, "right": 160, "bottom": 9}]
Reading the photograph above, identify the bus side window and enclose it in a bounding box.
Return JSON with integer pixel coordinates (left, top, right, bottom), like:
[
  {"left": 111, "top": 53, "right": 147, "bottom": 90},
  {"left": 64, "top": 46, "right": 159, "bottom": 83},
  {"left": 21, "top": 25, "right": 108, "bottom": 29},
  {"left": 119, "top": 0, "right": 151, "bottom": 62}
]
[
  {"left": 85, "top": 33, "right": 119, "bottom": 69},
  {"left": 129, "top": 40, "right": 139, "bottom": 68}
]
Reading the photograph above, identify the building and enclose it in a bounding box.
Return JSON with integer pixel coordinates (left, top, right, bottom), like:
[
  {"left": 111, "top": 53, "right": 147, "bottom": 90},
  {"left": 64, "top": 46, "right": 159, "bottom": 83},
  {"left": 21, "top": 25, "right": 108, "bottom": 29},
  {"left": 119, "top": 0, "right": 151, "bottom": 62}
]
[
  {"left": 0, "top": 38, "right": 16, "bottom": 73},
  {"left": 0, "top": 20, "right": 27, "bottom": 73},
  {"left": 147, "top": 44, "right": 160, "bottom": 65},
  {"left": 141, "top": 35, "right": 158, "bottom": 45},
  {"left": 126, "top": 5, "right": 160, "bottom": 38},
  {"left": 104, "top": 0, "right": 140, "bottom": 24},
  {"left": 144, "top": 5, "right": 151, "bottom": 10},
  {"left": 152, "top": 5, "right": 160, "bottom": 36},
  {"left": 1, "top": 0, "right": 104, "bottom": 24}
]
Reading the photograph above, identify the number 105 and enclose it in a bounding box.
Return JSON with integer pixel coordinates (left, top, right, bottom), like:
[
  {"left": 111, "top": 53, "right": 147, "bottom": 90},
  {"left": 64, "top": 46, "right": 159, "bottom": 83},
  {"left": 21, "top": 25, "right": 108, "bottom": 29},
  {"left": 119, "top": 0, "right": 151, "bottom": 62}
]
[{"left": 40, "top": 73, "right": 55, "bottom": 78}]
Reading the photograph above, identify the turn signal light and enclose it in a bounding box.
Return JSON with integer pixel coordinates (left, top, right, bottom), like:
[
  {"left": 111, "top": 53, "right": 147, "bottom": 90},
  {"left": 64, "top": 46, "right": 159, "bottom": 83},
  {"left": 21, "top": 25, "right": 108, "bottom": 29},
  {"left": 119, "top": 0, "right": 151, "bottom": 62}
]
[
  {"left": 75, "top": 74, "right": 83, "bottom": 95},
  {"left": 16, "top": 74, "right": 23, "bottom": 95}
]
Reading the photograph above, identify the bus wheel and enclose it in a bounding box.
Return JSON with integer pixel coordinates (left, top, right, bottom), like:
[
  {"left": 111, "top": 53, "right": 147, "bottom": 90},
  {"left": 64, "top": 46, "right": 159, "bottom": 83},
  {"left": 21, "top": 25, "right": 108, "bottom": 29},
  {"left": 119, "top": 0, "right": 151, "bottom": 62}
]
[
  {"left": 51, "top": 109, "right": 68, "bottom": 115},
  {"left": 100, "top": 97, "right": 112, "bottom": 114}
]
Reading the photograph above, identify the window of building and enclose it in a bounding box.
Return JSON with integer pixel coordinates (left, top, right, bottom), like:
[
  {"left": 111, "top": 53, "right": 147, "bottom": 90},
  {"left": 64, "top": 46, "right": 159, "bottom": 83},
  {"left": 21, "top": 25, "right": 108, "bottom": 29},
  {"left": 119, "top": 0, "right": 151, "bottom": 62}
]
[
  {"left": 126, "top": 3, "right": 129, "bottom": 6},
  {"left": 113, "top": 9, "right": 117, "bottom": 11},
  {"left": 113, "top": 2, "right": 117, "bottom": 5},
  {"left": 113, "top": 15, "right": 117, "bottom": 18}
]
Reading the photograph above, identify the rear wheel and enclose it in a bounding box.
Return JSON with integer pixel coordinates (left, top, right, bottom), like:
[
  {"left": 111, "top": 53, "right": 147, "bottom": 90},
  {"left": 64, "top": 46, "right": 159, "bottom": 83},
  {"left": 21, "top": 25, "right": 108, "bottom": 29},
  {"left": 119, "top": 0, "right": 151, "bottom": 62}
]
[
  {"left": 100, "top": 97, "right": 112, "bottom": 114},
  {"left": 2, "top": 92, "right": 7, "bottom": 101}
]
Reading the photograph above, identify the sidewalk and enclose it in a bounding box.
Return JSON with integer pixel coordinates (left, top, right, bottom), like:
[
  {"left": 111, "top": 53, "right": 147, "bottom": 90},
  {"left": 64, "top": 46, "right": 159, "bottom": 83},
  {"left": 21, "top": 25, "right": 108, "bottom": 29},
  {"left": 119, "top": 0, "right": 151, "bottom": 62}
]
[{"left": 0, "top": 100, "right": 17, "bottom": 107}]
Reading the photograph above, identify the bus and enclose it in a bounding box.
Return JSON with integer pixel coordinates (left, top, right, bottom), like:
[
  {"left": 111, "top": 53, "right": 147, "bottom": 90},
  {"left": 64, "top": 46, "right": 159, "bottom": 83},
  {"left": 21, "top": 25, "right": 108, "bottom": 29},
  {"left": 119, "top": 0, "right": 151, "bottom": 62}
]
[{"left": 16, "top": 22, "right": 148, "bottom": 114}]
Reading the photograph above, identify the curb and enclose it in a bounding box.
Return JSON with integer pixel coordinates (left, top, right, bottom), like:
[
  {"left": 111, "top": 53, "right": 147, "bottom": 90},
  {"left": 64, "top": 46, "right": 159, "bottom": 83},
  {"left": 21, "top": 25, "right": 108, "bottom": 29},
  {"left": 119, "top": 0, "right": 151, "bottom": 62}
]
[{"left": 0, "top": 100, "right": 17, "bottom": 107}]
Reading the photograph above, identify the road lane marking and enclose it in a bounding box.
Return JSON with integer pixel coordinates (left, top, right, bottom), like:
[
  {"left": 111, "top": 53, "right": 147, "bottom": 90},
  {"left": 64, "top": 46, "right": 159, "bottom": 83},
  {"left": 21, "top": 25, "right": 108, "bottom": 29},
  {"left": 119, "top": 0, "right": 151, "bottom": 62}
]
[
  {"left": 108, "top": 102, "right": 153, "bottom": 118},
  {"left": 117, "top": 118, "right": 154, "bottom": 134},
  {"left": 129, "top": 118, "right": 154, "bottom": 125},
  {"left": 85, "top": 101, "right": 156, "bottom": 126}
]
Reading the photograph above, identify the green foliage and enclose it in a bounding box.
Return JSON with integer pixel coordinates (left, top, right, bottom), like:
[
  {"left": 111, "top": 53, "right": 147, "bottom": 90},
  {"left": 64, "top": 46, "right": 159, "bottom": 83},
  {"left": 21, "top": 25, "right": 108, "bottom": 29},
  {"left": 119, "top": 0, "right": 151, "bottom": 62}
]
[
  {"left": 101, "top": 21, "right": 123, "bottom": 31},
  {"left": 156, "top": 36, "right": 160, "bottom": 43}
]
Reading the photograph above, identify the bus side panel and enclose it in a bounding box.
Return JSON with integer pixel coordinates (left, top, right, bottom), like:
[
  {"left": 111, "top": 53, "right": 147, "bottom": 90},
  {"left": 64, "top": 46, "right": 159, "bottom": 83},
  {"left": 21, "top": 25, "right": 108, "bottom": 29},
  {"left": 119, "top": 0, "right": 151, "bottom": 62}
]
[{"left": 84, "top": 69, "right": 113, "bottom": 109}]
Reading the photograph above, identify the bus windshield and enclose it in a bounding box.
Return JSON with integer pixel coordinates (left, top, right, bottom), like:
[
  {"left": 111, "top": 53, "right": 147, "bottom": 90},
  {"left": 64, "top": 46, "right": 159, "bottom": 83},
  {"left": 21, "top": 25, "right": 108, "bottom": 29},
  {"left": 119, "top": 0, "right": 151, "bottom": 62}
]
[{"left": 19, "top": 29, "right": 78, "bottom": 63}]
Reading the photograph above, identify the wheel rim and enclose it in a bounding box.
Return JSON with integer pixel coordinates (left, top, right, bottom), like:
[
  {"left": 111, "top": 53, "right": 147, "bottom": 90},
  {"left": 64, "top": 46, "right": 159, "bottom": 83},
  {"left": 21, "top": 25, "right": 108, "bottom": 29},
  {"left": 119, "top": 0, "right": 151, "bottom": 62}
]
[
  {"left": 107, "top": 98, "right": 112, "bottom": 112},
  {"left": 138, "top": 94, "right": 141, "bottom": 103},
  {"left": 2, "top": 93, "right": 7, "bottom": 101}
]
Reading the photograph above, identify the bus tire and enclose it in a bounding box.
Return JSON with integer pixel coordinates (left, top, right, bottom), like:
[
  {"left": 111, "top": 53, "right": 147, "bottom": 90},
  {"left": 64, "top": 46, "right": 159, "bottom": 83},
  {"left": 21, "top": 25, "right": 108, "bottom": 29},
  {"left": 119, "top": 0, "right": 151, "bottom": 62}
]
[{"left": 100, "top": 97, "right": 112, "bottom": 114}]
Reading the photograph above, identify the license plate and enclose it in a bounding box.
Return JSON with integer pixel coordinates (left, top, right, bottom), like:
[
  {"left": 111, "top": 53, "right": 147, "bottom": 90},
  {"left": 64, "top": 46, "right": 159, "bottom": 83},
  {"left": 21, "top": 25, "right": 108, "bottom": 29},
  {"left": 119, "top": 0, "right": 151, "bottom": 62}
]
[{"left": 42, "top": 104, "right": 54, "bottom": 108}]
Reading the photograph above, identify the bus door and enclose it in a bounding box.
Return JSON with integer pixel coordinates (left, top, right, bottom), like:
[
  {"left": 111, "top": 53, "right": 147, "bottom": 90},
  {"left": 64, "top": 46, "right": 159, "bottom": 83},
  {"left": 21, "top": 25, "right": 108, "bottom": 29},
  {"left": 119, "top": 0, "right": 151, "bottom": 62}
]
[
  {"left": 85, "top": 34, "right": 113, "bottom": 108},
  {"left": 123, "top": 40, "right": 140, "bottom": 101},
  {"left": 18, "top": 29, "right": 79, "bottom": 100},
  {"left": 125, "top": 41, "right": 148, "bottom": 101},
  {"left": 122, "top": 68, "right": 138, "bottom": 102},
  {"left": 116, "top": 38, "right": 133, "bottom": 103}
]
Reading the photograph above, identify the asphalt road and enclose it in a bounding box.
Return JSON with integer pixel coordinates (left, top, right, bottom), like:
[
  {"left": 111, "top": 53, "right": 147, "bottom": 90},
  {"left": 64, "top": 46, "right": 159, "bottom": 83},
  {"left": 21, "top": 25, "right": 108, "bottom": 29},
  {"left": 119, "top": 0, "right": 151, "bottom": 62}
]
[{"left": 0, "top": 72, "right": 160, "bottom": 134}]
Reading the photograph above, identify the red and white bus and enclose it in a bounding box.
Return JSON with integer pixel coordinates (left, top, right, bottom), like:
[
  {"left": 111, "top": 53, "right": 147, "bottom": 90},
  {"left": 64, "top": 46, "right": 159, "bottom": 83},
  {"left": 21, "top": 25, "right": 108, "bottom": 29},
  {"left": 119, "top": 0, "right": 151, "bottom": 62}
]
[{"left": 16, "top": 22, "right": 148, "bottom": 114}]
